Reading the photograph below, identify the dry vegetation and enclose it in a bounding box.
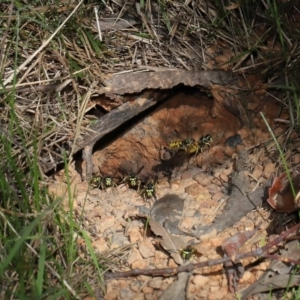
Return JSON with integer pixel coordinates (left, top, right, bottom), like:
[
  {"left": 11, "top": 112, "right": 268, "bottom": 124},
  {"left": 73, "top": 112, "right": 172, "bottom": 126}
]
[{"left": 1, "top": 0, "right": 300, "bottom": 299}]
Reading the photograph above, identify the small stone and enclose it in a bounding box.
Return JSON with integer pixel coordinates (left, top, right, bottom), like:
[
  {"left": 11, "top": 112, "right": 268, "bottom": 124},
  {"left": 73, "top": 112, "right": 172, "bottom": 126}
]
[
  {"left": 181, "top": 170, "right": 193, "bottom": 180},
  {"left": 213, "top": 146, "right": 227, "bottom": 163},
  {"left": 104, "top": 289, "right": 119, "bottom": 300},
  {"left": 117, "top": 280, "right": 127, "bottom": 288},
  {"left": 195, "top": 190, "right": 211, "bottom": 202},
  {"left": 210, "top": 285, "right": 220, "bottom": 292},
  {"left": 168, "top": 258, "right": 178, "bottom": 268},
  {"left": 142, "top": 286, "right": 154, "bottom": 294},
  {"left": 212, "top": 192, "right": 225, "bottom": 202},
  {"left": 185, "top": 183, "right": 201, "bottom": 196},
  {"left": 192, "top": 275, "right": 209, "bottom": 286},
  {"left": 293, "top": 154, "right": 300, "bottom": 164},
  {"left": 137, "top": 275, "right": 152, "bottom": 282},
  {"left": 222, "top": 293, "right": 235, "bottom": 300},
  {"left": 180, "top": 217, "right": 196, "bottom": 230},
  {"left": 160, "top": 278, "right": 174, "bottom": 291},
  {"left": 130, "top": 281, "right": 143, "bottom": 292},
  {"left": 170, "top": 180, "right": 181, "bottom": 190},
  {"left": 225, "top": 134, "right": 242, "bottom": 148},
  {"left": 134, "top": 294, "right": 145, "bottom": 300},
  {"left": 194, "top": 173, "right": 212, "bottom": 186},
  {"left": 238, "top": 128, "right": 250, "bottom": 139},
  {"left": 139, "top": 239, "right": 155, "bottom": 258},
  {"left": 131, "top": 259, "right": 147, "bottom": 269},
  {"left": 92, "top": 238, "right": 109, "bottom": 253},
  {"left": 184, "top": 208, "right": 196, "bottom": 217},
  {"left": 224, "top": 146, "right": 237, "bottom": 157},
  {"left": 119, "top": 288, "right": 136, "bottom": 300},
  {"left": 207, "top": 184, "right": 221, "bottom": 194},
  {"left": 239, "top": 270, "right": 255, "bottom": 284},
  {"left": 197, "top": 290, "right": 209, "bottom": 298},
  {"left": 252, "top": 164, "right": 263, "bottom": 179},
  {"left": 97, "top": 216, "right": 115, "bottom": 232},
  {"left": 144, "top": 293, "right": 156, "bottom": 300},
  {"left": 264, "top": 162, "right": 275, "bottom": 178},
  {"left": 208, "top": 288, "right": 229, "bottom": 300},
  {"left": 153, "top": 251, "right": 168, "bottom": 268},
  {"left": 243, "top": 219, "right": 254, "bottom": 231},
  {"left": 148, "top": 277, "right": 163, "bottom": 289},
  {"left": 127, "top": 248, "right": 143, "bottom": 265},
  {"left": 219, "top": 170, "right": 230, "bottom": 183},
  {"left": 127, "top": 227, "right": 143, "bottom": 243}
]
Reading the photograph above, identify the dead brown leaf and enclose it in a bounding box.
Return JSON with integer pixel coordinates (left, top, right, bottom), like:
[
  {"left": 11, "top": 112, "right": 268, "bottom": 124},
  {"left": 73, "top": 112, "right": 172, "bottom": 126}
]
[{"left": 148, "top": 218, "right": 186, "bottom": 265}]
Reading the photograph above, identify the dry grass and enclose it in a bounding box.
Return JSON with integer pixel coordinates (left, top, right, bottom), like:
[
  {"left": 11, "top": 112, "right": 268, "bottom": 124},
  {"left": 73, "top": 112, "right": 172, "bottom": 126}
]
[
  {"left": 1, "top": 0, "right": 299, "bottom": 173},
  {"left": 1, "top": 0, "right": 300, "bottom": 298}
]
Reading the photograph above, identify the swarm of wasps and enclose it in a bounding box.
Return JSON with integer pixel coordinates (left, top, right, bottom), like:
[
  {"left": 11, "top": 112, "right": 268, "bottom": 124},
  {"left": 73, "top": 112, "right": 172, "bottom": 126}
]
[
  {"left": 90, "top": 166, "right": 158, "bottom": 201},
  {"left": 169, "top": 134, "right": 212, "bottom": 156},
  {"left": 90, "top": 134, "right": 212, "bottom": 201}
]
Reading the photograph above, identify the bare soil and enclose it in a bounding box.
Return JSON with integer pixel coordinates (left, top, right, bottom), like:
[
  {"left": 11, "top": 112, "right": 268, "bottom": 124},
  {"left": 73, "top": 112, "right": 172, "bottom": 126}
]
[{"left": 48, "top": 84, "right": 295, "bottom": 299}]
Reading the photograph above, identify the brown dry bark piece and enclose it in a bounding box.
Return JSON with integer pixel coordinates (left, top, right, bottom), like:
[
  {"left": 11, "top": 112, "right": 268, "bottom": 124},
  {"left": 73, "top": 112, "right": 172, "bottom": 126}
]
[{"left": 102, "top": 70, "right": 233, "bottom": 95}]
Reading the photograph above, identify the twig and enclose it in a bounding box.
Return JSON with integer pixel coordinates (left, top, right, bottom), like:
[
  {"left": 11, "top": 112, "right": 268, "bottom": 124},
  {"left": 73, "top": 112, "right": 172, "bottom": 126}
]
[{"left": 104, "top": 223, "right": 300, "bottom": 279}]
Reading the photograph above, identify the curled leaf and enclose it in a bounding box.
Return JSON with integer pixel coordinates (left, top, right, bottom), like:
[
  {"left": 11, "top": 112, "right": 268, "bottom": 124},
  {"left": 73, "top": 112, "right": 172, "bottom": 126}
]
[{"left": 267, "top": 172, "right": 300, "bottom": 213}]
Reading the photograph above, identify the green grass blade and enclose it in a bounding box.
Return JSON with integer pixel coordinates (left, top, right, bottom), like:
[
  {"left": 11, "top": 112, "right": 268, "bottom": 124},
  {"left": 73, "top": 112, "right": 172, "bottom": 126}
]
[{"left": 260, "top": 112, "right": 295, "bottom": 196}]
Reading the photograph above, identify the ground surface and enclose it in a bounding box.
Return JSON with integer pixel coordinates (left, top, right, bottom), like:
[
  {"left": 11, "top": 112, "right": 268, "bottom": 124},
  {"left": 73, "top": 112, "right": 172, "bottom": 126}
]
[{"left": 48, "top": 84, "right": 297, "bottom": 299}]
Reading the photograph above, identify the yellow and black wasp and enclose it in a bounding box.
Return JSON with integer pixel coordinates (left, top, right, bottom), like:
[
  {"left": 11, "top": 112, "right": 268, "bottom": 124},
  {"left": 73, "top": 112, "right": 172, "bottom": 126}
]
[
  {"left": 185, "top": 135, "right": 213, "bottom": 155},
  {"left": 180, "top": 246, "right": 195, "bottom": 260},
  {"left": 183, "top": 138, "right": 202, "bottom": 156},
  {"left": 119, "top": 162, "right": 144, "bottom": 191},
  {"left": 169, "top": 138, "right": 195, "bottom": 153},
  {"left": 169, "top": 135, "right": 211, "bottom": 157},
  {"left": 180, "top": 245, "right": 202, "bottom": 261},
  {"left": 140, "top": 176, "right": 158, "bottom": 201},
  {"left": 90, "top": 174, "right": 117, "bottom": 190},
  {"left": 169, "top": 140, "right": 184, "bottom": 150},
  {"left": 121, "top": 165, "right": 144, "bottom": 192},
  {"left": 90, "top": 175, "right": 102, "bottom": 189},
  {"left": 199, "top": 134, "right": 212, "bottom": 148},
  {"left": 102, "top": 175, "right": 118, "bottom": 189}
]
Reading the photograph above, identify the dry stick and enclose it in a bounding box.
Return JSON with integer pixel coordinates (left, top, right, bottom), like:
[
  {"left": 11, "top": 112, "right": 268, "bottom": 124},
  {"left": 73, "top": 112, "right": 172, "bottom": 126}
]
[
  {"left": 3, "top": 0, "right": 84, "bottom": 86},
  {"left": 104, "top": 223, "right": 300, "bottom": 280}
]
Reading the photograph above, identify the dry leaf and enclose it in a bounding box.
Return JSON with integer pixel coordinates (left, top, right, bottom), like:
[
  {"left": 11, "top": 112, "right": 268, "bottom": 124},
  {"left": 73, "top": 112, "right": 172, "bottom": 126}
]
[
  {"left": 148, "top": 218, "right": 186, "bottom": 265},
  {"left": 267, "top": 172, "right": 300, "bottom": 213},
  {"left": 158, "top": 272, "right": 190, "bottom": 300}
]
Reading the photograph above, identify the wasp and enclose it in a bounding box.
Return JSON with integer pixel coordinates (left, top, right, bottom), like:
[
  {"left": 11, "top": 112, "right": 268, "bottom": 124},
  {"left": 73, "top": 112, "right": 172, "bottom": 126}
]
[
  {"left": 120, "top": 165, "right": 144, "bottom": 192},
  {"left": 182, "top": 138, "right": 195, "bottom": 147},
  {"left": 169, "top": 140, "right": 184, "bottom": 149},
  {"left": 180, "top": 246, "right": 195, "bottom": 260},
  {"left": 169, "top": 138, "right": 195, "bottom": 153},
  {"left": 90, "top": 174, "right": 117, "bottom": 190},
  {"left": 102, "top": 175, "right": 117, "bottom": 189},
  {"left": 185, "top": 140, "right": 202, "bottom": 156},
  {"left": 180, "top": 245, "right": 202, "bottom": 261},
  {"left": 168, "top": 134, "right": 212, "bottom": 157},
  {"left": 90, "top": 175, "right": 102, "bottom": 189},
  {"left": 199, "top": 134, "right": 212, "bottom": 148},
  {"left": 140, "top": 177, "right": 158, "bottom": 201}
]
